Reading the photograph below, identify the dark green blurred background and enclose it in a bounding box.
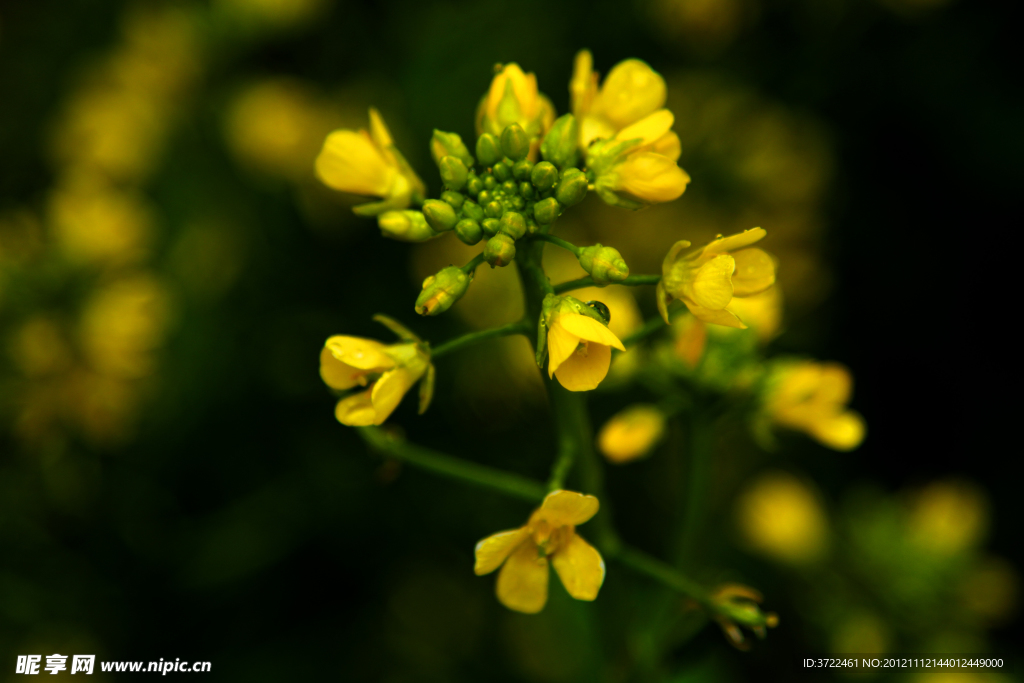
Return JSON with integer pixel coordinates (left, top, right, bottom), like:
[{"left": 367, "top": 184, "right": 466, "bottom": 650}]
[{"left": 0, "top": 0, "right": 1019, "bottom": 680}]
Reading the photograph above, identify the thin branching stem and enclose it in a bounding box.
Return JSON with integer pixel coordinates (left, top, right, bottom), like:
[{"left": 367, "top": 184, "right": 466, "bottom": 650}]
[{"left": 554, "top": 274, "right": 661, "bottom": 294}]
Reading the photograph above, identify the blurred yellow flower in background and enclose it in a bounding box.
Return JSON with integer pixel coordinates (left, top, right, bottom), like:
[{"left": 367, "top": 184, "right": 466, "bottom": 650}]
[
  {"left": 736, "top": 471, "right": 828, "bottom": 564},
  {"left": 907, "top": 481, "right": 988, "bottom": 556},
  {"left": 48, "top": 177, "right": 154, "bottom": 265},
  {"left": 658, "top": 228, "right": 776, "bottom": 328},
  {"left": 598, "top": 404, "right": 666, "bottom": 463},
  {"left": 476, "top": 63, "right": 555, "bottom": 141},
  {"left": 315, "top": 108, "right": 426, "bottom": 215},
  {"left": 320, "top": 334, "right": 432, "bottom": 426},
  {"left": 80, "top": 274, "right": 171, "bottom": 379},
  {"left": 475, "top": 490, "right": 604, "bottom": 614},
  {"left": 764, "top": 360, "right": 865, "bottom": 450}
]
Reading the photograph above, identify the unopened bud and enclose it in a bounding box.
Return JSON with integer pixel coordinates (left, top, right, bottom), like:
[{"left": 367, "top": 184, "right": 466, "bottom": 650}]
[
  {"left": 492, "top": 162, "right": 511, "bottom": 182},
  {"left": 440, "top": 190, "right": 464, "bottom": 209},
  {"left": 455, "top": 218, "right": 483, "bottom": 245},
  {"left": 476, "top": 133, "right": 502, "bottom": 166},
  {"left": 481, "top": 218, "right": 500, "bottom": 236},
  {"left": 484, "top": 233, "right": 516, "bottom": 267},
  {"left": 532, "top": 197, "right": 562, "bottom": 224},
  {"left": 378, "top": 210, "right": 439, "bottom": 242},
  {"left": 431, "top": 130, "right": 475, "bottom": 168},
  {"left": 579, "top": 244, "right": 629, "bottom": 285},
  {"left": 415, "top": 266, "right": 473, "bottom": 316},
  {"left": 422, "top": 199, "right": 458, "bottom": 231},
  {"left": 540, "top": 113, "right": 579, "bottom": 169},
  {"left": 555, "top": 169, "right": 588, "bottom": 207},
  {"left": 501, "top": 123, "right": 530, "bottom": 161},
  {"left": 530, "top": 161, "right": 558, "bottom": 192},
  {"left": 439, "top": 156, "right": 469, "bottom": 191},
  {"left": 499, "top": 211, "right": 527, "bottom": 240},
  {"left": 462, "top": 200, "right": 484, "bottom": 221},
  {"left": 513, "top": 159, "right": 534, "bottom": 181}
]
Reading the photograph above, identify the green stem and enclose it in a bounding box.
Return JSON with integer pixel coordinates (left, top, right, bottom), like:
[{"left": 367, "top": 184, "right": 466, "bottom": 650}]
[
  {"left": 531, "top": 233, "right": 581, "bottom": 256},
  {"left": 610, "top": 545, "right": 713, "bottom": 610},
  {"left": 554, "top": 274, "right": 661, "bottom": 294},
  {"left": 461, "top": 252, "right": 486, "bottom": 274},
  {"left": 621, "top": 315, "right": 668, "bottom": 349},
  {"left": 431, "top": 320, "right": 529, "bottom": 359},
  {"left": 357, "top": 426, "right": 546, "bottom": 502},
  {"left": 673, "top": 407, "right": 714, "bottom": 569}
]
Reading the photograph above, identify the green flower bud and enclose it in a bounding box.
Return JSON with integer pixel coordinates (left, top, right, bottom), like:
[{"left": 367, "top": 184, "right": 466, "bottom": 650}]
[
  {"left": 533, "top": 197, "right": 562, "bottom": 224},
  {"left": 439, "top": 155, "right": 468, "bottom": 191},
  {"left": 527, "top": 217, "right": 539, "bottom": 234},
  {"left": 462, "top": 200, "right": 484, "bottom": 221},
  {"left": 513, "top": 159, "right": 534, "bottom": 181},
  {"left": 501, "top": 179, "right": 517, "bottom": 194},
  {"left": 485, "top": 201, "right": 503, "bottom": 218},
  {"left": 511, "top": 196, "right": 525, "bottom": 210},
  {"left": 519, "top": 181, "right": 534, "bottom": 198},
  {"left": 483, "top": 175, "right": 497, "bottom": 190},
  {"left": 555, "top": 171, "right": 588, "bottom": 207},
  {"left": 531, "top": 161, "right": 558, "bottom": 192},
  {"left": 481, "top": 218, "right": 500, "bottom": 236},
  {"left": 466, "top": 176, "right": 483, "bottom": 195},
  {"left": 415, "top": 266, "right": 472, "bottom": 316},
  {"left": 578, "top": 244, "right": 630, "bottom": 285},
  {"left": 493, "top": 162, "right": 511, "bottom": 182},
  {"left": 477, "top": 189, "right": 492, "bottom": 204},
  {"left": 440, "top": 190, "right": 464, "bottom": 209},
  {"left": 455, "top": 218, "right": 483, "bottom": 245},
  {"left": 540, "top": 113, "right": 579, "bottom": 169},
  {"left": 431, "top": 130, "right": 474, "bottom": 168},
  {"left": 500, "top": 123, "right": 530, "bottom": 161},
  {"left": 484, "top": 233, "right": 516, "bottom": 267},
  {"left": 499, "top": 211, "right": 527, "bottom": 240},
  {"left": 476, "top": 133, "right": 502, "bottom": 167},
  {"left": 423, "top": 199, "right": 458, "bottom": 231},
  {"left": 377, "top": 210, "right": 439, "bottom": 242}
]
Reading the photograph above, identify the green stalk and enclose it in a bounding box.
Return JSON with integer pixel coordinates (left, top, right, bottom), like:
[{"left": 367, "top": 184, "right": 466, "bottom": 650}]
[
  {"left": 431, "top": 320, "right": 529, "bottom": 359},
  {"left": 532, "top": 233, "right": 582, "bottom": 256},
  {"left": 554, "top": 274, "right": 661, "bottom": 294}
]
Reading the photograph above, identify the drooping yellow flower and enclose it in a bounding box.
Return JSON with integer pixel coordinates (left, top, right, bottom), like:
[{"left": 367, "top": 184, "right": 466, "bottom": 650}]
[
  {"left": 736, "top": 472, "right": 828, "bottom": 564},
  {"left": 475, "top": 490, "right": 604, "bottom": 614},
  {"left": 476, "top": 63, "right": 555, "bottom": 140},
  {"left": 764, "top": 360, "right": 865, "bottom": 450},
  {"left": 657, "top": 228, "right": 776, "bottom": 328},
  {"left": 319, "top": 322, "right": 433, "bottom": 426},
  {"left": 542, "top": 295, "right": 626, "bottom": 392},
  {"left": 598, "top": 404, "right": 666, "bottom": 463},
  {"left": 315, "top": 108, "right": 425, "bottom": 215}
]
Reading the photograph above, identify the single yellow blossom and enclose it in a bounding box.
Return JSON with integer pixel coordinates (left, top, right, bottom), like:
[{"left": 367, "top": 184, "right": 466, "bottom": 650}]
[
  {"left": 474, "top": 490, "right": 604, "bottom": 614},
  {"left": 598, "top": 404, "right": 666, "bottom": 463},
  {"left": 657, "top": 228, "right": 776, "bottom": 328},
  {"left": 736, "top": 472, "right": 828, "bottom": 564},
  {"left": 319, "top": 324, "right": 433, "bottom": 426},
  {"left": 764, "top": 360, "right": 865, "bottom": 450},
  {"left": 315, "top": 108, "right": 425, "bottom": 215},
  {"left": 907, "top": 480, "right": 988, "bottom": 556},
  {"left": 542, "top": 295, "right": 626, "bottom": 392},
  {"left": 476, "top": 63, "right": 555, "bottom": 141}
]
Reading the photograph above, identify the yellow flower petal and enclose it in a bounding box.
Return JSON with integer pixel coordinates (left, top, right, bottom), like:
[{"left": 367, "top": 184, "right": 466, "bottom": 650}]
[
  {"left": 546, "top": 319, "right": 581, "bottom": 378},
  {"left": 315, "top": 130, "right": 395, "bottom": 197},
  {"left": 324, "top": 335, "right": 395, "bottom": 371},
  {"left": 595, "top": 59, "right": 666, "bottom": 129},
  {"left": 652, "top": 131, "right": 681, "bottom": 162},
  {"left": 368, "top": 107, "right": 393, "bottom": 150},
  {"left": 369, "top": 367, "right": 416, "bottom": 425},
  {"left": 551, "top": 532, "right": 605, "bottom": 601},
  {"left": 320, "top": 345, "right": 365, "bottom": 390},
  {"left": 691, "top": 254, "right": 736, "bottom": 310},
  {"left": 554, "top": 341, "right": 612, "bottom": 391},
  {"left": 558, "top": 314, "right": 626, "bottom": 350},
  {"left": 334, "top": 389, "right": 376, "bottom": 426},
  {"left": 475, "top": 527, "right": 531, "bottom": 576},
  {"left": 615, "top": 152, "right": 689, "bottom": 203},
  {"left": 496, "top": 541, "right": 549, "bottom": 614},
  {"left": 534, "top": 490, "right": 600, "bottom": 527},
  {"left": 570, "top": 49, "right": 598, "bottom": 119},
  {"left": 818, "top": 363, "right": 853, "bottom": 405},
  {"left": 684, "top": 301, "right": 747, "bottom": 329},
  {"left": 615, "top": 109, "right": 674, "bottom": 148},
  {"left": 702, "top": 228, "right": 767, "bottom": 257},
  {"left": 809, "top": 411, "right": 865, "bottom": 451},
  {"left": 731, "top": 248, "right": 776, "bottom": 297}
]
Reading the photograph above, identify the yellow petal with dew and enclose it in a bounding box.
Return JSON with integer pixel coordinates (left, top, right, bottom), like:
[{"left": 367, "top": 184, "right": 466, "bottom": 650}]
[
  {"left": 731, "top": 248, "right": 776, "bottom": 297},
  {"left": 810, "top": 410, "right": 865, "bottom": 451},
  {"left": 496, "top": 541, "right": 549, "bottom": 614},
  {"left": 325, "top": 335, "right": 395, "bottom": 371},
  {"left": 615, "top": 109, "right": 674, "bottom": 148},
  {"left": 558, "top": 313, "right": 626, "bottom": 350},
  {"left": 334, "top": 389, "right": 376, "bottom": 426},
  {"left": 691, "top": 254, "right": 736, "bottom": 310},
  {"left": 534, "top": 490, "right": 600, "bottom": 526},
  {"left": 615, "top": 152, "right": 689, "bottom": 203},
  {"left": 596, "top": 59, "right": 666, "bottom": 128},
  {"left": 554, "top": 341, "right": 612, "bottom": 391},
  {"left": 702, "top": 228, "right": 766, "bottom": 257},
  {"left": 552, "top": 532, "right": 605, "bottom": 601},
  {"left": 475, "top": 527, "right": 531, "bottom": 576},
  {"left": 546, "top": 319, "right": 581, "bottom": 378},
  {"left": 315, "top": 130, "right": 395, "bottom": 197},
  {"left": 369, "top": 366, "right": 416, "bottom": 425},
  {"left": 684, "top": 301, "right": 747, "bottom": 329}
]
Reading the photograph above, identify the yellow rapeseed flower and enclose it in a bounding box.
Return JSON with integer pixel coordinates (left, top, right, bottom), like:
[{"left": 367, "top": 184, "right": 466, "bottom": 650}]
[
  {"left": 475, "top": 490, "right": 604, "bottom": 614},
  {"left": 543, "top": 296, "right": 626, "bottom": 392},
  {"left": 315, "top": 108, "right": 425, "bottom": 215},
  {"left": 319, "top": 333, "right": 432, "bottom": 426},
  {"left": 764, "top": 360, "right": 865, "bottom": 450},
  {"left": 736, "top": 472, "right": 828, "bottom": 564},
  {"left": 597, "top": 404, "right": 666, "bottom": 463},
  {"left": 657, "top": 228, "right": 776, "bottom": 328},
  {"left": 476, "top": 63, "right": 555, "bottom": 141}
]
